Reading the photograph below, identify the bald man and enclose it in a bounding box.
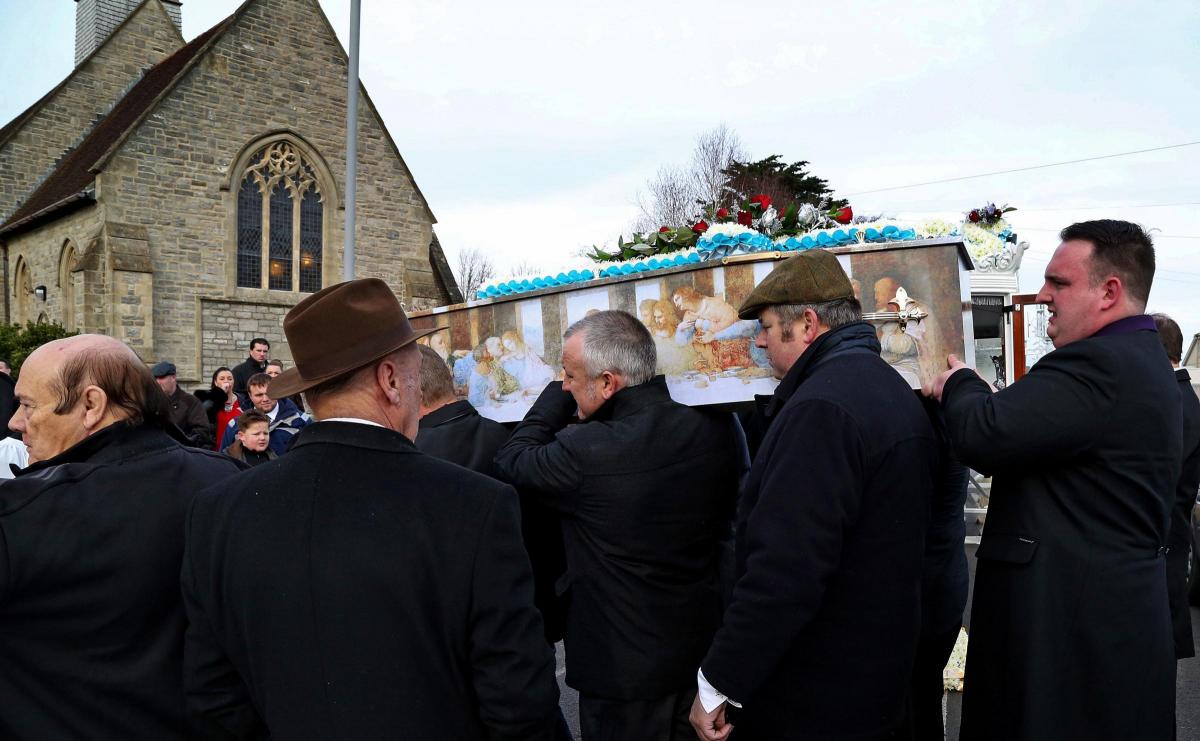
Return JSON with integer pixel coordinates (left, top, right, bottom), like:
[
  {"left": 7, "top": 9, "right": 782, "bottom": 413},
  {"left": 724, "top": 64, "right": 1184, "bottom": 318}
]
[{"left": 0, "top": 335, "right": 244, "bottom": 740}]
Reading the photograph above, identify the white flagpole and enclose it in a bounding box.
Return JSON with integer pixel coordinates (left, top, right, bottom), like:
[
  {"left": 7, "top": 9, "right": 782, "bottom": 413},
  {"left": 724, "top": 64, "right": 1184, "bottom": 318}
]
[{"left": 343, "top": 0, "right": 361, "bottom": 281}]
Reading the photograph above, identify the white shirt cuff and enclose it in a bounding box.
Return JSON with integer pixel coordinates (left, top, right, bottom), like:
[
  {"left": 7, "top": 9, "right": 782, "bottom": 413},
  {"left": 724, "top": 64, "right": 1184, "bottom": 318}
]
[{"left": 697, "top": 668, "right": 741, "bottom": 712}]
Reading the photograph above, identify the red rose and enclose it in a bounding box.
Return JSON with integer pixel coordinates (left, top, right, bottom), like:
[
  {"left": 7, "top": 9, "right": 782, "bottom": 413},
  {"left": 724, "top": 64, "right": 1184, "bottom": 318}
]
[
  {"left": 833, "top": 206, "right": 853, "bottom": 224},
  {"left": 659, "top": 226, "right": 670, "bottom": 233},
  {"left": 692, "top": 220, "right": 709, "bottom": 234},
  {"left": 751, "top": 194, "right": 772, "bottom": 211},
  {"left": 968, "top": 210, "right": 981, "bottom": 223},
  {"left": 716, "top": 208, "right": 730, "bottom": 219},
  {"left": 737, "top": 211, "right": 753, "bottom": 226}
]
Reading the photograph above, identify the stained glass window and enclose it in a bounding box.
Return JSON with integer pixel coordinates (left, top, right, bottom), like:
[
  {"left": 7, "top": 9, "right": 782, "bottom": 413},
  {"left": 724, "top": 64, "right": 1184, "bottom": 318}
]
[
  {"left": 268, "top": 182, "right": 293, "bottom": 290},
  {"left": 234, "top": 141, "right": 324, "bottom": 292},
  {"left": 299, "top": 180, "right": 323, "bottom": 293},
  {"left": 236, "top": 174, "right": 262, "bottom": 288}
]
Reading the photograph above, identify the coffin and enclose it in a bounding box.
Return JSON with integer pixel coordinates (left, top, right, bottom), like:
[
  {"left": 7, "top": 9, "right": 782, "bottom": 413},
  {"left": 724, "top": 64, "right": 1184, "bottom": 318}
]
[{"left": 409, "top": 237, "right": 976, "bottom": 422}]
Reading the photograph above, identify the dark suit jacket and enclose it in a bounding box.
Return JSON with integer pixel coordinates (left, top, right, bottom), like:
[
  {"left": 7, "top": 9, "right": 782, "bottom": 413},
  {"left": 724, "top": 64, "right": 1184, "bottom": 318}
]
[
  {"left": 416, "top": 400, "right": 568, "bottom": 642},
  {"left": 942, "top": 328, "right": 1181, "bottom": 741},
  {"left": 416, "top": 399, "right": 511, "bottom": 477},
  {"left": 231, "top": 357, "right": 265, "bottom": 401},
  {"left": 0, "top": 422, "right": 244, "bottom": 740},
  {"left": 701, "top": 322, "right": 937, "bottom": 739},
  {"left": 495, "top": 377, "right": 740, "bottom": 700},
  {"left": 182, "top": 421, "right": 559, "bottom": 740},
  {"left": 167, "top": 385, "right": 213, "bottom": 448},
  {"left": 1168, "top": 368, "right": 1200, "bottom": 659}
]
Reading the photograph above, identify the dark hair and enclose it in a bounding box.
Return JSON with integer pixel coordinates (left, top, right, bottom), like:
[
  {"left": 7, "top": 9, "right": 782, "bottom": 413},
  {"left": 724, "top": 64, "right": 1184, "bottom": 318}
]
[
  {"left": 266, "top": 358, "right": 285, "bottom": 370},
  {"left": 52, "top": 347, "right": 168, "bottom": 425},
  {"left": 1151, "top": 313, "right": 1183, "bottom": 363},
  {"left": 417, "top": 345, "right": 455, "bottom": 405},
  {"left": 210, "top": 366, "right": 233, "bottom": 386},
  {"left": 236, "top": 410, "right": 270, "bottom": 433},
  {"left": 246, "top": 372, "right": 273, "bottom": 391},
  {"left": 250, "top": 338, "right": 270, "bottom": 351},
  {"left": 1059, "top": 220, "right": 1155, "bottom": 307}
]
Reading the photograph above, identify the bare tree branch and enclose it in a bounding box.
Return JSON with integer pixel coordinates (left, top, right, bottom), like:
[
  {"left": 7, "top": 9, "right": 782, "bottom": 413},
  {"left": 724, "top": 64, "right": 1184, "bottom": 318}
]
[
  {"left": 630, "top": 125, "right": 745, "bottom": 235},
  {"left": 453, "top": 247, "right": 496, "bottom": 298}
]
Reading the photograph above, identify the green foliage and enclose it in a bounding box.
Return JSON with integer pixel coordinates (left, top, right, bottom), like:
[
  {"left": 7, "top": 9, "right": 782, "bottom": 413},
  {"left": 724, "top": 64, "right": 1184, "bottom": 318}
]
[
  {"left": 722, "top": 155, "right": 847, "bottom": 213},
  {"left": 0, "top": 321, "right": 78, "bottom": 376}
]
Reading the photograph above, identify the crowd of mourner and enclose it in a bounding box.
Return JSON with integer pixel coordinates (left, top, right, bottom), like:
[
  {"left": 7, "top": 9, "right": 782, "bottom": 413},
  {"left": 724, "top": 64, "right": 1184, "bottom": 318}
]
[{"left": 0, "top": 219, "right": 1196, "bottom": 741}]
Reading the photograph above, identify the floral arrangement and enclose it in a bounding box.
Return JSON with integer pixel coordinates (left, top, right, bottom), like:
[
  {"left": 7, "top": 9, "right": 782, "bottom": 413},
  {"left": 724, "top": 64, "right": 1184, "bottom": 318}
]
[
  {"left": 943, "top": 626, "right": 969, "bottom": 692},
  {"left": 966, "top": 202, "right": 1016, "bottom": 225},
  {"left": 587, "top": 194, "right": 853, "bottom": 262}
]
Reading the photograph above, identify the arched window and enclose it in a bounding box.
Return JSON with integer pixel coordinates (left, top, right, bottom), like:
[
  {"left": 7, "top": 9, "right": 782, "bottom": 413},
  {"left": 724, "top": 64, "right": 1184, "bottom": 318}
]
[
  {"left": 59, "top": 240, "right": 79, "bottom": 330},
  {"left": 13, "top": 258, "right": 31, "bottom": 325},
  {"left": 235, "top": 140, "right": 326, "bottom": 292}
]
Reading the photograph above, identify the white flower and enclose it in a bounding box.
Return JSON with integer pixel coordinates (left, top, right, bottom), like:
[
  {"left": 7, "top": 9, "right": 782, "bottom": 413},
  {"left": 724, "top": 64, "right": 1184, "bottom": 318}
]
[{"left": 704, "top": 222, "right": 757, "bottom": 239}]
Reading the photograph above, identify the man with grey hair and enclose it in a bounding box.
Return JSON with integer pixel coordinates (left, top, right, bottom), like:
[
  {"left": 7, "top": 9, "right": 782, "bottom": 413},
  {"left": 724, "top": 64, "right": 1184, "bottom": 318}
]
[
  {"left": 690, "top": 250, "right": 937, "bottom": 741},
  {"left": 496, "top": 309, "right": 741, "bottom": 741}
]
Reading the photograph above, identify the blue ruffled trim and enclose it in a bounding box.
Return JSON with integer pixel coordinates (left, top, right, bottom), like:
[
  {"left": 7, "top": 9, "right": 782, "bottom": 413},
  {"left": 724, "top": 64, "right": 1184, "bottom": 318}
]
[{"left": 473, "top": 225, "right": 923, "bottom": 299}]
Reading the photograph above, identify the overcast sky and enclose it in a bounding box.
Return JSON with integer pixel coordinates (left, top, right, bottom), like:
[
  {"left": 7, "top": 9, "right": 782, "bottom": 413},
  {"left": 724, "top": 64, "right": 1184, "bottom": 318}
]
[{"left": 3, "top": 0, "right": 1198, "bottom": 346}]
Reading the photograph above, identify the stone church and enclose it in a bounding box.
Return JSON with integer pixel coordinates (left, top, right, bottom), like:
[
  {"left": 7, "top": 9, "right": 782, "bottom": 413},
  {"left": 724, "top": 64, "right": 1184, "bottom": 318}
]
[{"left": 0, "top": 0, "right": 460, "bottom": 383}]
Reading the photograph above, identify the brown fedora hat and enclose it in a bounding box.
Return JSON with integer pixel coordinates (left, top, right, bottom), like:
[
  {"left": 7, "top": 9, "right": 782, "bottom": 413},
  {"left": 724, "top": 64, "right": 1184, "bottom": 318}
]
[{"left": 268, "top": 278, "right": 439, "bottom": 398}]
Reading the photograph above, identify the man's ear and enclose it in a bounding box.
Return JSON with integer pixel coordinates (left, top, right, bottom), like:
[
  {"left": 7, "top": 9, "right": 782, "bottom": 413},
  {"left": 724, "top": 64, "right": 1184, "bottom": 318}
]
[
  {"left": 598, "top": 370, "right": 620, "bottom": 401},
  {"left": 1099, "top": 275, "right": 1123, "bottom": 310},
  {"left": 802, "top": 308, "right": 822, "bottom": 344},
  {"left": 376, "top": 359, "right": 402, "bottom": 404},
  {"left": 80, "top": 385, "right": 109, "bottom": 431}
]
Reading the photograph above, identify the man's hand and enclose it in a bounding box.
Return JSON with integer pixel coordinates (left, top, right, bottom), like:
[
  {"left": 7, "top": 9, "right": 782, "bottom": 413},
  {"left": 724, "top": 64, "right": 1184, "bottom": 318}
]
[
  {"left": 924, "top": 353, "right": 970, "bottom": 402},
  {"left": 689, "top": 695, "right": 733, "bottom": 741}
]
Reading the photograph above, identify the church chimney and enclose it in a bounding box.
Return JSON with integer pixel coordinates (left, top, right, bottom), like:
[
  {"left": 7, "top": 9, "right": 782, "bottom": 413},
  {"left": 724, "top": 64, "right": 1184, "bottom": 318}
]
[{"left": 74, "top": 0, "right": 182, "bottom": 66}]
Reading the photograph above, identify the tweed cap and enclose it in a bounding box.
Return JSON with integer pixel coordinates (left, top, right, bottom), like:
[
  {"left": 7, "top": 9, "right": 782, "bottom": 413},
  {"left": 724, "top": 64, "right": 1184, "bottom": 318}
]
[{"left": 737, "top": 250, "right": 855, "bottom": 319}]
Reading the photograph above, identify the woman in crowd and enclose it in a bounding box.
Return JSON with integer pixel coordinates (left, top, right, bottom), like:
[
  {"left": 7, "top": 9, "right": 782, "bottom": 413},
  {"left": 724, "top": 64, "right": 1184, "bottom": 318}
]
[{"left": 195, "top": 367, "right": 241, "bottom": 451}]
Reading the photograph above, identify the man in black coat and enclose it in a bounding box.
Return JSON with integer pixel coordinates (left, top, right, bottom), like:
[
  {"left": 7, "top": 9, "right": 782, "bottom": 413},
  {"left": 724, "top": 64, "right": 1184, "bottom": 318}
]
[
  {"left": 0, "top": 335, "right": 244, "bottom": 739},
  {"left": 230, "top": 337, "right": 270, "bottom": 401},
  {"left": 182, "top": 279, "right": 559, "bottom": 740},
  {"left": 153, "top": 360, "right": 214, "bottom": 448},
  {"left": 1153, "top": 312, "right": 1199, "bottom": 660},
  {"left": 908, "top": 397, "right": 970, "bottom": 741},
  {"left": 929, "top": 220, "right": 1182, "bottom": 741},
  {"left": 495, "top": 310, "right": 740, "bottom": 741},
  {"left": 414, "top": 344, "right": 567, "bottom": 640},
  {"left": 415, "top": 344, "right": 512, "bottom": 476},
  {"left": 691, "top": 250, "right": 937, "bottom": 741}
]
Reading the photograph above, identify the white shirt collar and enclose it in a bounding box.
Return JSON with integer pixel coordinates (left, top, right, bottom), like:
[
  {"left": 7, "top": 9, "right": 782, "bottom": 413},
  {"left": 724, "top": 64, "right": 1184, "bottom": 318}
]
[{"left": 318, "top": 417, "right": 386, "bottom": 428}]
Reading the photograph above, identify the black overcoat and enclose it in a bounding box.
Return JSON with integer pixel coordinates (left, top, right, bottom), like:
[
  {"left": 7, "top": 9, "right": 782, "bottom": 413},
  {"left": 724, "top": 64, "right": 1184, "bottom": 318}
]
[
  {"left": 416, "top": 399, "right": 512, "bottom": 477},
  {"left": 416, "top": 399, "right": 568, "bottom": 642},
  {"left": 494, "top": 377, "right": 740, "bottom": 700},
  {"left": 941, "top": 328, "right": 1182, "bottom": 741},
  {"left": 700, "top": 322, "right": 937, "bottom": 740},
  {"left": 1167, "top": 368, "right": 1200, "bottom": 658},
  {"left": 0, "top": 422, "right": 244, "bottom": 739},
  {"left": 182, "top": 421, "right": 560, "bottom": 741}
]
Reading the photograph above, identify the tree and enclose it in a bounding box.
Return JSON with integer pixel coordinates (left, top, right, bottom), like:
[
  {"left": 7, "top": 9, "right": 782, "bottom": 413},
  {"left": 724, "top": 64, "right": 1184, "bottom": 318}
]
[
  {"left": 453, "top": 247, "right": 496, "bottom": 299},
  {"left": 722, "top": 155, "right": 847, "bottom": 214},
  {"left": 507, "top": 260, "right": 543, "bottom": 278},
  {"left": 631, "top": 125, "right": 745, "bottom": 234},
  {"left": 0, "top": 321, "right": 78, "bottom": 376}
]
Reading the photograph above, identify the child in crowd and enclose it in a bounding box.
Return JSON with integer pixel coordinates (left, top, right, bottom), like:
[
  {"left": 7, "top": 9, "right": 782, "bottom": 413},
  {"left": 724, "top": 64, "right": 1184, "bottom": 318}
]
[{"left": 223, "top": 411, "right": 276, "bottom": 467}]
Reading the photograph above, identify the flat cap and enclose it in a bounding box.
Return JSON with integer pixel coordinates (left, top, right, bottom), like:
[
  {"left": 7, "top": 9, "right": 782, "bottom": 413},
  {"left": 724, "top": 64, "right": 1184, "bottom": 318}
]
[
  {"left": 150, "top": 361, "right": 177, "bottom": 378},
  {"left": 737, "top": 249, "right": 855, "bottom": 319}
]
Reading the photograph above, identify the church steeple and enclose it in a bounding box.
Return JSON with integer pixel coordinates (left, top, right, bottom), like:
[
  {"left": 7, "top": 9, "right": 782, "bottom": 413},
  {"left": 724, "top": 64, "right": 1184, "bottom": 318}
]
[{"left": 74, "top": 0, "right": 182, "bottom": 66}]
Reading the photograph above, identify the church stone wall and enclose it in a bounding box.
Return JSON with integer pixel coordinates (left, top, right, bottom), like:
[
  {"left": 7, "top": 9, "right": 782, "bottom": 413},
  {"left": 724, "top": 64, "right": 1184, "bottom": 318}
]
[
  {"left": 0, "top": 1, "right": 183, "bottom": 221},
  {"left": 96, "top": 0, "right": 436, "bottom": 384},
  {"left": 3, "top": 208, "right": 104, "bottom": 330},
  {"left": 198, "top": 298, "right": 294, "bottom": 384}
]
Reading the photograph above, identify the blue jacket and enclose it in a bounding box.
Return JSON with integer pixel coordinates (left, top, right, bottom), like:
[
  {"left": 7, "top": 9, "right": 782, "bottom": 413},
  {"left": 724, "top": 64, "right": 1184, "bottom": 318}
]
[{"left": 220, "top": 397, "right": 309, "bottom": 456}]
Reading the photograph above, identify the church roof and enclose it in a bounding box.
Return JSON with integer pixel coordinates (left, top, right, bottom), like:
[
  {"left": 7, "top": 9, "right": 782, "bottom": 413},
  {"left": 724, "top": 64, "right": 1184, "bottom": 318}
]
[
  {"left": 2, "top": 0, "right": 438, "bottom": 238},
  {"left": 0, "top": 19, "right": 229, "bottom": 236}
]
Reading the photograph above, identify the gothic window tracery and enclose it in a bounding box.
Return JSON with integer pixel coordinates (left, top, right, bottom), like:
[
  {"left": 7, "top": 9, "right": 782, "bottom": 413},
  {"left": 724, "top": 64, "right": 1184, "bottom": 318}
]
[{"left": 235, "top": 141, "right": 326, "bottom": 292}]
